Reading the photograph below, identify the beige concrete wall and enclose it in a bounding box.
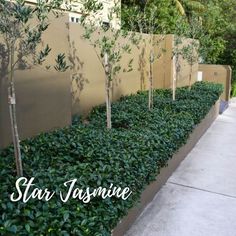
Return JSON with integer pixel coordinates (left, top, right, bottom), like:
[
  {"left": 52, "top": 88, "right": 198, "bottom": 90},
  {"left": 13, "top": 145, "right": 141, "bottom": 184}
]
[
  {"left": 177, "top": 56, "right": 199, "bottom": 88},
  {"left": 175, "top": 37, "right": 199, "bottom": 88},
  {"left": 0, "top": 15, "right": 71, "bottom": 148},
  {"left": 69, "top": 26, "right": 197, "bottom": 115},
  {"left": 199, "top": 64, "right": 232, "bottom": 101},
  {"left": 69, "top": 24, "right": 153, "bottom": 115},
  {"left": 153, "top": 35, "right": 172, "bottom": 89},
  {"left": 153, "top": 35, "right": 199, "bottom": 89}
]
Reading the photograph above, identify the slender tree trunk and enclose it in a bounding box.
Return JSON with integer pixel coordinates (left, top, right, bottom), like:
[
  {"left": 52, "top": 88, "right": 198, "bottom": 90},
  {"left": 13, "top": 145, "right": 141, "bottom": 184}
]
[
  {"left": 140, "top": 47, "right": 145, "bottom": 91},
  {"left": 189, "top": 64, "right": 193, "bottom": 91},
  {"left": 105, "top": 79, "right": 112, "bottom": 129},
  {"left": 138, "top": 25, "right": 145, "bottom": 91},
  {"left": 148, "top": 51, "right": 154, "bottom": 110},
  {"left": 104, "top": 52, "right": 112, "bottom": 129},
  {"left": 8, "top": 45, "right": 23, "bottom": 177},
  {"left": 172, "top": 56, "right": 177, "bottom": 101}
]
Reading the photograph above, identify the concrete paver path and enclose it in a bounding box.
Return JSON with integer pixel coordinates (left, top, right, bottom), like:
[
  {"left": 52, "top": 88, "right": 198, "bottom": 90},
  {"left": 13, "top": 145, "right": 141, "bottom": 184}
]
[{"left": 126, "top": 99, "right": 236, "bottom": 236}]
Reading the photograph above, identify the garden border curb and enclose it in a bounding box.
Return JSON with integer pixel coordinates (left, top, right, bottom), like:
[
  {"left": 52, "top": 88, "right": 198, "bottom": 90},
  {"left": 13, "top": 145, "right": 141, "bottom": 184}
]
[{"left": 112, "top": 100, "right": 220, "bottom": 236}]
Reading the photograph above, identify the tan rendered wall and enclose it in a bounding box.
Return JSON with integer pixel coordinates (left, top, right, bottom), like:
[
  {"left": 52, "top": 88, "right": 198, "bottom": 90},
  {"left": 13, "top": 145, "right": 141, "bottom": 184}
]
[
  {"left": 174, "top": 37, "right": 199, "bottom": 88},
  {"left": 69, "top": 24, "right": 154, "bottom": 116},
  {"left": 199, "top": 64, "right": 232, "bottom": 101},
  {"left": 153, "top": 35, "right": 199, "bottom": 90},
  {"left": 69, "top": 26, "right": 198, "bottom": 115},
  {"left": 153, "top": 34, "right": 173, "bottom": 89},
  {"left": 0, "top": 15, "right": 71, "bottom": 148}
]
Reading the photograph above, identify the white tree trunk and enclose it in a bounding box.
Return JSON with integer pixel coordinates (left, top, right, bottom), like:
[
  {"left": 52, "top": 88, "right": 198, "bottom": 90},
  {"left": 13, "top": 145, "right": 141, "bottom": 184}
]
[
  {"left": 8, "top": 86, "right": 23, "bottom": 177},
  {"left": 105, "top": 80, "right": 112, "bottom": 129},
  {"left": 189, "top": 65, "right": 193, "bottom": 91},
  {"left": 148, "top": 51, "right": 154, "bottom": 110},
  {"left": 172, "top": 55, "right": 177, "bottom": 101},
  {"left": 8, "top": 46, "right": 23, "bottom": 176},
  {"left": 104, "top": 52, "right": 112, "bottom": 129}
]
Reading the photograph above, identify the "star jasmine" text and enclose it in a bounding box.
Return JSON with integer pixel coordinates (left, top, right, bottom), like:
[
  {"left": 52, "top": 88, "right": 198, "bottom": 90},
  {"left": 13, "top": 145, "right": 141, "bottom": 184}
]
[{"left": 10, "top": 177, "right": 132, "bottom": 203}]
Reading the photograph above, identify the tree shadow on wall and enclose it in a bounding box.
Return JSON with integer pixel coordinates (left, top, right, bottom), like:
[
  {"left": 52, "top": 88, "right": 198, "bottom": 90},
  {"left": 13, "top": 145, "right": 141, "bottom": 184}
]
[
  {"left": 0, "top": 42, "right": 43, "bottom": 82},
  {"left": 111, "top": 42, "right": 147, "bottom": 99},
  {"left": 138, "top": 40, "right": 148, "bottom": 91},
  {"left": 68, "top": 40, "right": 89, "bottom": 108},
  {"left": 0, "top": 43, "right": 9, "bottom": 81},
  {"left": 0, "top": 43, "right": 9, "bottom": 118}
]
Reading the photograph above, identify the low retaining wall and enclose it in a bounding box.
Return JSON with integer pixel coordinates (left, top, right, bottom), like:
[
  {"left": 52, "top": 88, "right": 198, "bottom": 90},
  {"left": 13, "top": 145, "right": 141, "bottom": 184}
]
[
  {"left": 112, "top": 100, "right": 220, "bottom": 236},
  {"left": 199, "top": 64, "right": 232, "bottom": 102}
]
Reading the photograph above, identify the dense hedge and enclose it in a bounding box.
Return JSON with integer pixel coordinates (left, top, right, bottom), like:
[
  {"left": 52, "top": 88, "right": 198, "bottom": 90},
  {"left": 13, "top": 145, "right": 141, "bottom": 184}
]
[{"left": 0, "top": 82, "right": 223, "bottom": 236}]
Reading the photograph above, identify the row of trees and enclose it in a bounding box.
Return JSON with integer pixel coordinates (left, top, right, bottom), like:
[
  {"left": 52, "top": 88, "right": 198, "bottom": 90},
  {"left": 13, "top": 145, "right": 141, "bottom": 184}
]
[
  {"left": 1, "top": 0, "right": 201, "bottom": 177},
  {"left": 81, "top": 1, "right": 201, "bottom": 117}
]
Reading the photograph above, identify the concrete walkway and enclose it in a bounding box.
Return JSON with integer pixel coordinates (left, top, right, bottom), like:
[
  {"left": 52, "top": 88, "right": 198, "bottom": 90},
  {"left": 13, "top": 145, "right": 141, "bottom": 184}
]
[{"left": 126, "top": 99, "right": 236, "bottom": 236}]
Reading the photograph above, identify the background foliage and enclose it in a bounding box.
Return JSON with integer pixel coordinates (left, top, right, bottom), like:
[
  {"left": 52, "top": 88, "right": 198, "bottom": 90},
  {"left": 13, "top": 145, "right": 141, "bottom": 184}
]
[{"left": 122, "top": 0, "right": 236, "bottom": 95}]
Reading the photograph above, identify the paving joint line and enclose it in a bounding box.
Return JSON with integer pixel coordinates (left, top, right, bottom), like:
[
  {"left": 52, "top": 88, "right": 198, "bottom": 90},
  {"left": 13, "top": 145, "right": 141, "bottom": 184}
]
[{"left": 168, "top": 181, "right": 236, "bottom": 200}]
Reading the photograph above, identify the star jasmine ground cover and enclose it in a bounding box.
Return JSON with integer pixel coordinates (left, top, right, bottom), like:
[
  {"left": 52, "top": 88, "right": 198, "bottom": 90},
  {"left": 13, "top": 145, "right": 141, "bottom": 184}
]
[{"left": 0, "top": 82, "right": 223, "bottom": 235}]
